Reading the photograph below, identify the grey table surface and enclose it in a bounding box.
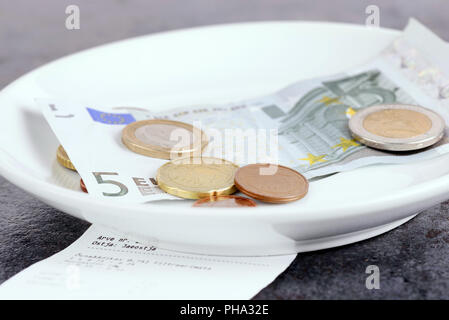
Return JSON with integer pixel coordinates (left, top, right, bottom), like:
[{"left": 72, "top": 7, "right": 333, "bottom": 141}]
[{"left": 1, "top": 0, "right": 449, "bottom": 299}]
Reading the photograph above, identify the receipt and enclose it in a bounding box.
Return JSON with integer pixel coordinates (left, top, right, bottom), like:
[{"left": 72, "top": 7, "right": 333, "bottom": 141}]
[{"left": 0, "top": 225, "right": 296, "bottom": 299}]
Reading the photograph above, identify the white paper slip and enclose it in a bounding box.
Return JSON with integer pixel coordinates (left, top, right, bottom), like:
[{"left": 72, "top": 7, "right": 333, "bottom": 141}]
[{"left": 0, "top": 225, "right": 296, "bottom": 300}]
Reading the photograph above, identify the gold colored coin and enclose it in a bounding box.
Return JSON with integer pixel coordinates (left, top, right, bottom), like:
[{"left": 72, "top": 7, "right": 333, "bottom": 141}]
[
  {"left": 56, "top": 145, "right": 76, "bottom": 171},
  {"left": 349, "top": 104, "right": 445, "bottom": 151},
  {"left": 193, "top": 195, "right": 257, "bottom": 208},
  {"left": 122, "top": 119, "right": 208, "bottom": 159},
  {"left": 363, "top": 109, "right": 431, "bottom": 139},
  {"left": 156, "top": 157, "right": 239, "bottom": 199}
]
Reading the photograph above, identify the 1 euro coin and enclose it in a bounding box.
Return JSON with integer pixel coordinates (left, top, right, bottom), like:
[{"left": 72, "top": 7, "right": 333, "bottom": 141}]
[{"left": 122, "top": 119, "right": 208, "bottom": 159}]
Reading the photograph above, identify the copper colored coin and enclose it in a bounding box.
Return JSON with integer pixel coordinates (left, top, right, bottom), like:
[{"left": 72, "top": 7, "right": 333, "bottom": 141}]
[
  {"left": 234, "top": 164, "right": 308, "bottom": 203},
  {"left": 193, "top": 195, "right": 256, "bottom": 208},
  {"left": 80, "top": 179, "right": 88, "bottom": 193}
]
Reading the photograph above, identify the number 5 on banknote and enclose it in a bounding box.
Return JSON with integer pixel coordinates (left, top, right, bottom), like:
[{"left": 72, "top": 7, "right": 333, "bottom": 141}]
[{"left": 92, "top": 172, "right": 128, "bottom": 197}]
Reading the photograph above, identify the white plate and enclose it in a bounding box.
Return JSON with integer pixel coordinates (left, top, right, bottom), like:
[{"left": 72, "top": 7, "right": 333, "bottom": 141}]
[{"left": 1, "top": 21, "right": 449, "bottom": 256}]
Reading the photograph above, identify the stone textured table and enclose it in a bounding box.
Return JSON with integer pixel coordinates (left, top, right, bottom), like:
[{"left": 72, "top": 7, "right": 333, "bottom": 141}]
[{"left": 1, "top": 0, "right": 448, "bottom": 299}]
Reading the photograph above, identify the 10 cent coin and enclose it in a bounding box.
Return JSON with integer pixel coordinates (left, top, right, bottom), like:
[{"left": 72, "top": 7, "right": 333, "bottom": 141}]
[{"left": 157, "top": 157, "right": 239, "bottom": 199}]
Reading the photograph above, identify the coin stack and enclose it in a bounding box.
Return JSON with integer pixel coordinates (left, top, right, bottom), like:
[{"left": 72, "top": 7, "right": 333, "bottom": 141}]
[
  {"left": 56, "top": 145, "right": 87, "bottom": 193},
  {"left": 56, "top": 145, "right": 76, "bottom": 171}
]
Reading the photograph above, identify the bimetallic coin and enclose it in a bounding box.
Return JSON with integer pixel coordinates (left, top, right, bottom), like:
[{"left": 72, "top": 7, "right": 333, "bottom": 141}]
[
  {"left": 157, "top": 157, "right": 238, "bottom": 199},
  {"left": 193, "top": 195, "right": 256, "bottom": 207},
  {"left": 122, "top": 119, "right": 208, "bottom": 159},
  {"left": 80, "top": 179, "right": 88, "bottom": 193},
  {"left": 56, "top": 145, "right": 76, "bottom": 171},
  {"left": 234, "top": 164, "right": 308, "bottom": 204},
  {"left": 349, "top": 104, "right": 445, "bottom": 151}
]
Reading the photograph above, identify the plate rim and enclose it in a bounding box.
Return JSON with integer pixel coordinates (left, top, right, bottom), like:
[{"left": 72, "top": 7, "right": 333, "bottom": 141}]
[{"left": 1, "top": 20, "right": 448, "bottom": 223}]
